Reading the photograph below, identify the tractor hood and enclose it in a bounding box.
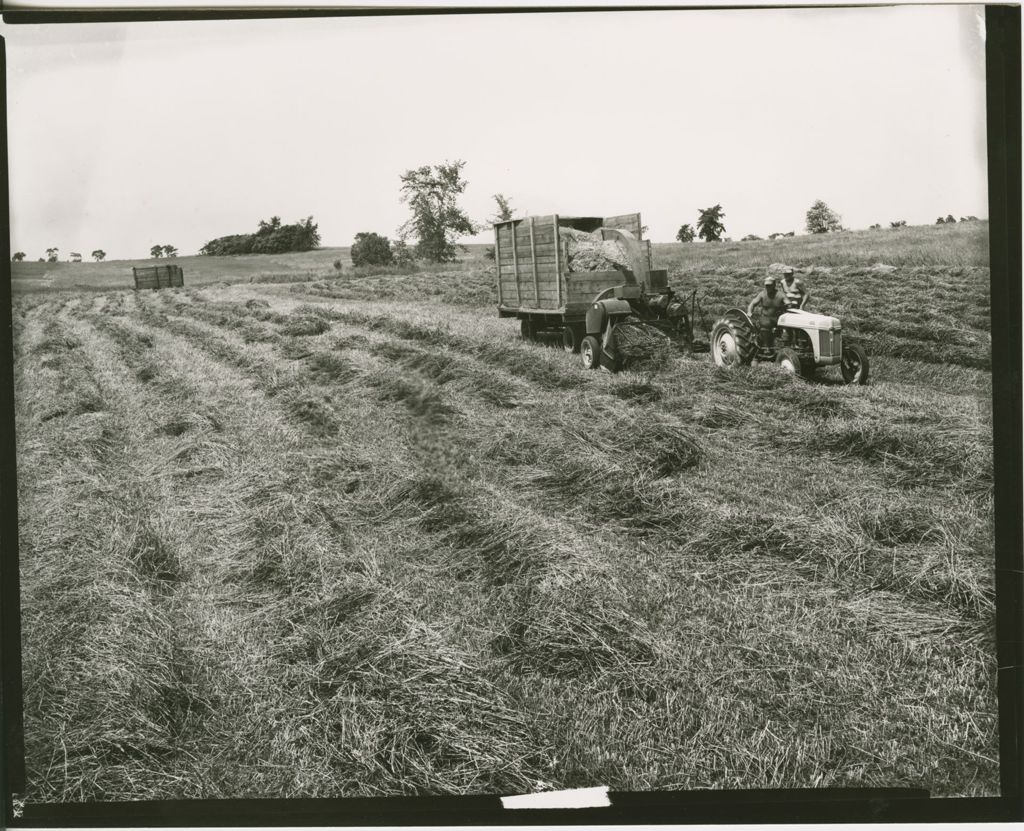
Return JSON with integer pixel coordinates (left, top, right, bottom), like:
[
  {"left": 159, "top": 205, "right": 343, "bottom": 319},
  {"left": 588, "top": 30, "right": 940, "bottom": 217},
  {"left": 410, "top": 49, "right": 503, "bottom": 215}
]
[{"left": 778, "top": 309, "right": 840, "bottom": 331}]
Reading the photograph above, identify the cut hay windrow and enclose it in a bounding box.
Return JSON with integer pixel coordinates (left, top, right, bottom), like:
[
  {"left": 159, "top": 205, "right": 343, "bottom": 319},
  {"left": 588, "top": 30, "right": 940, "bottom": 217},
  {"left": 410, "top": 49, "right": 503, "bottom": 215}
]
[
  {"left": 136, "top": 303, "right": 298, "bottom": 397},
  {"left": 16, "top": 315, "right": 225, "bottom": 801},
  {"left": 14, "top": 241, "right": 998, "bottom": 800}
]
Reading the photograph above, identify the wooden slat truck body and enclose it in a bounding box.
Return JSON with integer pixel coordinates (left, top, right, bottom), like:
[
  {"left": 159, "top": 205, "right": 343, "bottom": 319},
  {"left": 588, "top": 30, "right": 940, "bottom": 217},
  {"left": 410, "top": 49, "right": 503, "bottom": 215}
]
[
  {"left": 133, "top": 264, "right": 184, "bottom": 290},
  {"left": 495, "top": 213, "right": 659, "bottom": 347}
]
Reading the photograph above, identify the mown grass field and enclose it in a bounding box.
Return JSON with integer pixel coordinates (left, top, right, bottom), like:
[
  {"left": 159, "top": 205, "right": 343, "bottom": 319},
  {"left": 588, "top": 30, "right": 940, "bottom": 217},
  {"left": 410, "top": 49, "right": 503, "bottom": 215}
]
[{"left": 12, "top": 221, "right": 996, "bottom": 801}]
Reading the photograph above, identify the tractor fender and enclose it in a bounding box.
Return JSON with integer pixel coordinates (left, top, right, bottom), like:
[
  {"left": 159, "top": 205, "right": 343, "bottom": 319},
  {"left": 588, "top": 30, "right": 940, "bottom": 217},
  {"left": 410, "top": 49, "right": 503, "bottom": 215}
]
[
  {"left": 586, "top": 298, "right": 633, "bottom": 336},
  {"left": 724, "top": 308, "right": 756, "bottom": 330}
]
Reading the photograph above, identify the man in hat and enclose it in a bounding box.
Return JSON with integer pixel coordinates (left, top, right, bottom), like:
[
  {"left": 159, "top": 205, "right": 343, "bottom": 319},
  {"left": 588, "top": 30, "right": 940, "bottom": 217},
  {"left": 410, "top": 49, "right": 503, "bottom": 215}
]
[
  {"left": 747, "top": 274, "right": 788, "bottom": 349},
  {"left": 778, "top": 266, "right": 810, "bottom": 310}
]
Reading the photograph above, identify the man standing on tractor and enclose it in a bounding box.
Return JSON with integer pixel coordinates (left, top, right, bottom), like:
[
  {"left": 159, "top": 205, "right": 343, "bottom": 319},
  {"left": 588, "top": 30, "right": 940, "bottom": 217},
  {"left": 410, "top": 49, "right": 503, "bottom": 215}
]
[
  {"left": 778, "top": 266, "right": 810, "bottom": 310},
  {"left": 747, "top": 275, "right": 788, "bottom": 348}
]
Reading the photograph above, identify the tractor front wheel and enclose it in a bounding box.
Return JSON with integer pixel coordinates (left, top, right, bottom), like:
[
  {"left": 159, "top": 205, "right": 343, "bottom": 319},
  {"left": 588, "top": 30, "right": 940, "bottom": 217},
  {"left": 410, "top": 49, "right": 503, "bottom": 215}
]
[
  {"left": 580, "top": 336, "right": 602, "bottom": 370},
  {"left": 841, "top": 342, "right": 870, "bottom": 385},
  {"left": 774, "top": 347, "right": 803, "bottom": 377},
  {"left": 710, "top": 310, "right": 757, "bottom": 368},
  {"left": 562, "top": 325, "right": 583, "bottom": 353}
]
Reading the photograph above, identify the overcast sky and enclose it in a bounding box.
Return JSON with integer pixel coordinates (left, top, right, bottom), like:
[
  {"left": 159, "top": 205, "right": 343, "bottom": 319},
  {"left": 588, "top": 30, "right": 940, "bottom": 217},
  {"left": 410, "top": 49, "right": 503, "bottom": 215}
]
[{"left": 4, "top": 6, "right": 988, "bottom": 259}]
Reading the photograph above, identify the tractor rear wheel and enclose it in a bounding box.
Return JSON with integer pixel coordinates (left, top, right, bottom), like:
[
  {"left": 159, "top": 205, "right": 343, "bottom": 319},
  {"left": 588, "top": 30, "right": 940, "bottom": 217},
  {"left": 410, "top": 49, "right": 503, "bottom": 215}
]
[
  {"left": 562, "top": 325, "right": 583, "bottom": 353},
  {"left": 580, "top": 336, "right": 602, "bottom": 370},
  {"left": 841, "top": 342, "right": 870, "bottom": 385},
  {"left": 774, "top": 347, "right": 803, "bottom": 376},
  {"left": 710, "top": 310, "right": 757, "bottom": 368}
]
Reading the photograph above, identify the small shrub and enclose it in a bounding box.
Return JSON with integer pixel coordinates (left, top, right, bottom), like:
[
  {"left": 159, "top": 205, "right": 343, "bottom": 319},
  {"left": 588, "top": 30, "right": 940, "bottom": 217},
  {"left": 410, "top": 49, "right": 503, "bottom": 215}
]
[{"left": 391, "top": 239, "right": 415, "bottom": 266}]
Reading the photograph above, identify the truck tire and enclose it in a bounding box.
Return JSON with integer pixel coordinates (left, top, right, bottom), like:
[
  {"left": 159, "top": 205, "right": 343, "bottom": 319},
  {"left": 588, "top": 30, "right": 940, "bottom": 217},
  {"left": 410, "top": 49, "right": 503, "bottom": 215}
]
[
  {"left": 520, "top": 318, "right": 534, "bottom": 341},
  {"left": 774, "top": 347, "right": 803, "bottom": 377},
  {"left": 710, "top": 309, "right": 757, "bottom": 368},
  {"left": 841, "top": 342, "right": 869, "bottom": 385},
  {"left": 562, "top": 325, "right": 584, "bottom": 353},
  {"left": 581, "top": 336, "right": 602, "bottom": 370}
]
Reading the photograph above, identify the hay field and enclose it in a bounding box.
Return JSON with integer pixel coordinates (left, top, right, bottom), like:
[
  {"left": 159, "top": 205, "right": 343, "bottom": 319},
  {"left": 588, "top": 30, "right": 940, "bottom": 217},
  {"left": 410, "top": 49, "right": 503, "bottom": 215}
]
[{"left": 13, "top": 226, "right": 996, "bottom": 802}]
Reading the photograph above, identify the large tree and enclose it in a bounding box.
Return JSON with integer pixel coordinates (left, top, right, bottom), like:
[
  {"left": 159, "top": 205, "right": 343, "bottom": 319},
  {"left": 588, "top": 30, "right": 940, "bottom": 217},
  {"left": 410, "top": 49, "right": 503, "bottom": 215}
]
[
  {"left": 399, "top": 160, "right": 477, "bottom": 263},
  {"left": 12, "top": 252, "right": 25, "bottom": 262},
  {"left": 696, "top": 205, "right": 726, "bottom": 242},
  {"left": 45, "top": 247, "right": 59, "bottom": 263},
  {"left": 162, "top": 245, "right": 178, "bottom": 258},
  {"left": 150, "top": 245, "right": 164, "bottom": 258},
  {"left": 91, "top": 249, "right": 106, "bottom": 261},
  {"left": 805, "top": 200, "right": 842, "bottom": 234}
]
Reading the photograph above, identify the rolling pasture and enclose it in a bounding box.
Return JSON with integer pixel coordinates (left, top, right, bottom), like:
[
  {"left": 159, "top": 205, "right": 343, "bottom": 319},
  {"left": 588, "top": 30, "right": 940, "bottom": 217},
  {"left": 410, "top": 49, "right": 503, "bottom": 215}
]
[{"left": 12, "top": 222, "right": 996, "bottom": 801}]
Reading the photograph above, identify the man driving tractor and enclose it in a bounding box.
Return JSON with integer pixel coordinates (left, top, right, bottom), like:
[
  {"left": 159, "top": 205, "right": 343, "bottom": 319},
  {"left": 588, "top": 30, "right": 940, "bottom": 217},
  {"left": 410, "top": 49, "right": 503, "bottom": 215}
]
[
  {"left": 778, "top": 266, "right": 810, "bottom": 310},
  {"left": 747, "top": 274, "right": 788, "bottom": 348}
]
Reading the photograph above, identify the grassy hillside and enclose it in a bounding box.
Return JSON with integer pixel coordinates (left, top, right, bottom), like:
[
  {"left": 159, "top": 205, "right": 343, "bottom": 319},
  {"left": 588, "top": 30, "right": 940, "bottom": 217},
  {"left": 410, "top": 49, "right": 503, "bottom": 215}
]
[
  {"left": 653, "top": 221, "right": 989, "bottom": 270},
  {"left": 12, "top": 220, "right": 996, "bottom": 802}
]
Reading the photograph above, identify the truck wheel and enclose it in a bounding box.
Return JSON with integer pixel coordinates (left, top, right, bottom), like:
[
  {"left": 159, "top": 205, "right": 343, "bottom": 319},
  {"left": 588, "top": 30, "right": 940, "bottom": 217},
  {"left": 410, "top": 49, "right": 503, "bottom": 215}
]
[
  {"left": 520, "top": 318, "right": 534, "bottom": 341},
  {"left": 841, "top": 342, "right": 870, "bottom": 385},
  {"left": 710, "top": 310, "right": 756, "bottom": 368},
  {"left": 562, "top": 325, "right": 583, "bottom": 353},
  {"left": 580, "top": 336, "right": 602, "bottom": 370},
  {"left": 774, "top": 347, "right": 803, "bottom": 376}
]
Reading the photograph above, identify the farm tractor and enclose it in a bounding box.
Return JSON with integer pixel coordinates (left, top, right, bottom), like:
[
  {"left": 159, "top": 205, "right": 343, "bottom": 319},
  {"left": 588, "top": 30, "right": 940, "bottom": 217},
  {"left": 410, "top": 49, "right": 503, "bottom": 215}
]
[{"left": 710, "top": 307, "right": 870, "bottom": 384}]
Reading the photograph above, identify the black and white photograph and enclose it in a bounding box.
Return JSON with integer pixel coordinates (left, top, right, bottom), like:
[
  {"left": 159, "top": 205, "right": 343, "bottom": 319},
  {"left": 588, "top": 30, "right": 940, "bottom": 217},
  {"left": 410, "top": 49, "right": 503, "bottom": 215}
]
[{"left": 1, "top": 3, "right": 1018, "bottom": 822}]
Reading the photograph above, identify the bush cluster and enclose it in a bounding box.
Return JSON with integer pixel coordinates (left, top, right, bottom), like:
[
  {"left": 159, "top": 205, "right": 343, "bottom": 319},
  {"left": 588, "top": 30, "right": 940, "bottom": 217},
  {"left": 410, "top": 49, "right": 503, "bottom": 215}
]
[{"left": 200, "top": 216, "right": 320, "bottom": 256}]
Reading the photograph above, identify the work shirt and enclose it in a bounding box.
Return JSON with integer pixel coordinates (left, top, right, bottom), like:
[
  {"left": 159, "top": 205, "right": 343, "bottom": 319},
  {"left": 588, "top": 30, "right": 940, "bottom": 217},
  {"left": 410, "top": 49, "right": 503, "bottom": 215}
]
[
  {"left": 779, "top": 275, "right": 807, "bottom": 308},
  {"left": 753, "top": 290, "right": 788, "bottom": 329}
]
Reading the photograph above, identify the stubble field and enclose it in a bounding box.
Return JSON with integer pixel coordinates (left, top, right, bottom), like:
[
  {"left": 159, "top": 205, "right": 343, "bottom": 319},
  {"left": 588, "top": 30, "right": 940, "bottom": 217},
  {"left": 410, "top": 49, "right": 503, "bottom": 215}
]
[{"left": 12, "top": 223, "right": 997, "bottom": 801}]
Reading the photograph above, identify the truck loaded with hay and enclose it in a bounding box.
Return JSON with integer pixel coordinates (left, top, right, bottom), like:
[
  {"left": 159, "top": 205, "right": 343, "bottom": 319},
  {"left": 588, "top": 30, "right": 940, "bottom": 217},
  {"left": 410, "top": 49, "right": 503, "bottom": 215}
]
[{"left": 494, "top": 213, "right": 708, "bottom": 370}]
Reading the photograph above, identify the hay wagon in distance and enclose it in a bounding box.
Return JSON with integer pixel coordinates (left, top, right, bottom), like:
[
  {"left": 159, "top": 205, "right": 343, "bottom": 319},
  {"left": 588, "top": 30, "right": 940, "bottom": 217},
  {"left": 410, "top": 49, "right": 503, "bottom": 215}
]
[
  {"left": 494, "top": 213, "right": 668, "bottom": 352},
  {"left": 133, "top": 264, "right": 184, "bottom": 290}
]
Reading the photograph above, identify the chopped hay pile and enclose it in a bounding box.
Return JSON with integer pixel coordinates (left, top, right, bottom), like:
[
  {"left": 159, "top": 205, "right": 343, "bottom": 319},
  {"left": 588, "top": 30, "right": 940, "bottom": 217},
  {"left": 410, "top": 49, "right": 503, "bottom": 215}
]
[{"left": 561, "top": 227, "right": 631, "bottom": 272}]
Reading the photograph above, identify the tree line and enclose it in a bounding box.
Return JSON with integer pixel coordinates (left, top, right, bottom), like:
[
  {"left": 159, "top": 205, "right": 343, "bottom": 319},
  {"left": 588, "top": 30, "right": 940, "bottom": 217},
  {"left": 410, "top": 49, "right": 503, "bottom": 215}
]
[{"left": 10, "top": 168, "right": 985, "bottom": 266}]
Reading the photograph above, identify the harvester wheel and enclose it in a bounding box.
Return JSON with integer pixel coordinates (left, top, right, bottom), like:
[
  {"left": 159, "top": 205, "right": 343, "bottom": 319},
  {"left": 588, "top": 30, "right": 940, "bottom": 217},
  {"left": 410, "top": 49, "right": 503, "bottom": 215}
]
[
  {"left": 774, "top": 347, "right": 803, "bottom": 377},
  {"left": 710, "top": 309, "right": 757, "bottom": 368},
  {"left": 841, "top": 342, "right": 870, "bottom": 385},
  {"left": 520, "top": 318, "right": 534, "bottom": 341},
  {"left": 580, "top": 336, "right": 602, "bottom": 370},
  {"left": 562, "top": 325, "right": 583, "bottom": 353}
]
